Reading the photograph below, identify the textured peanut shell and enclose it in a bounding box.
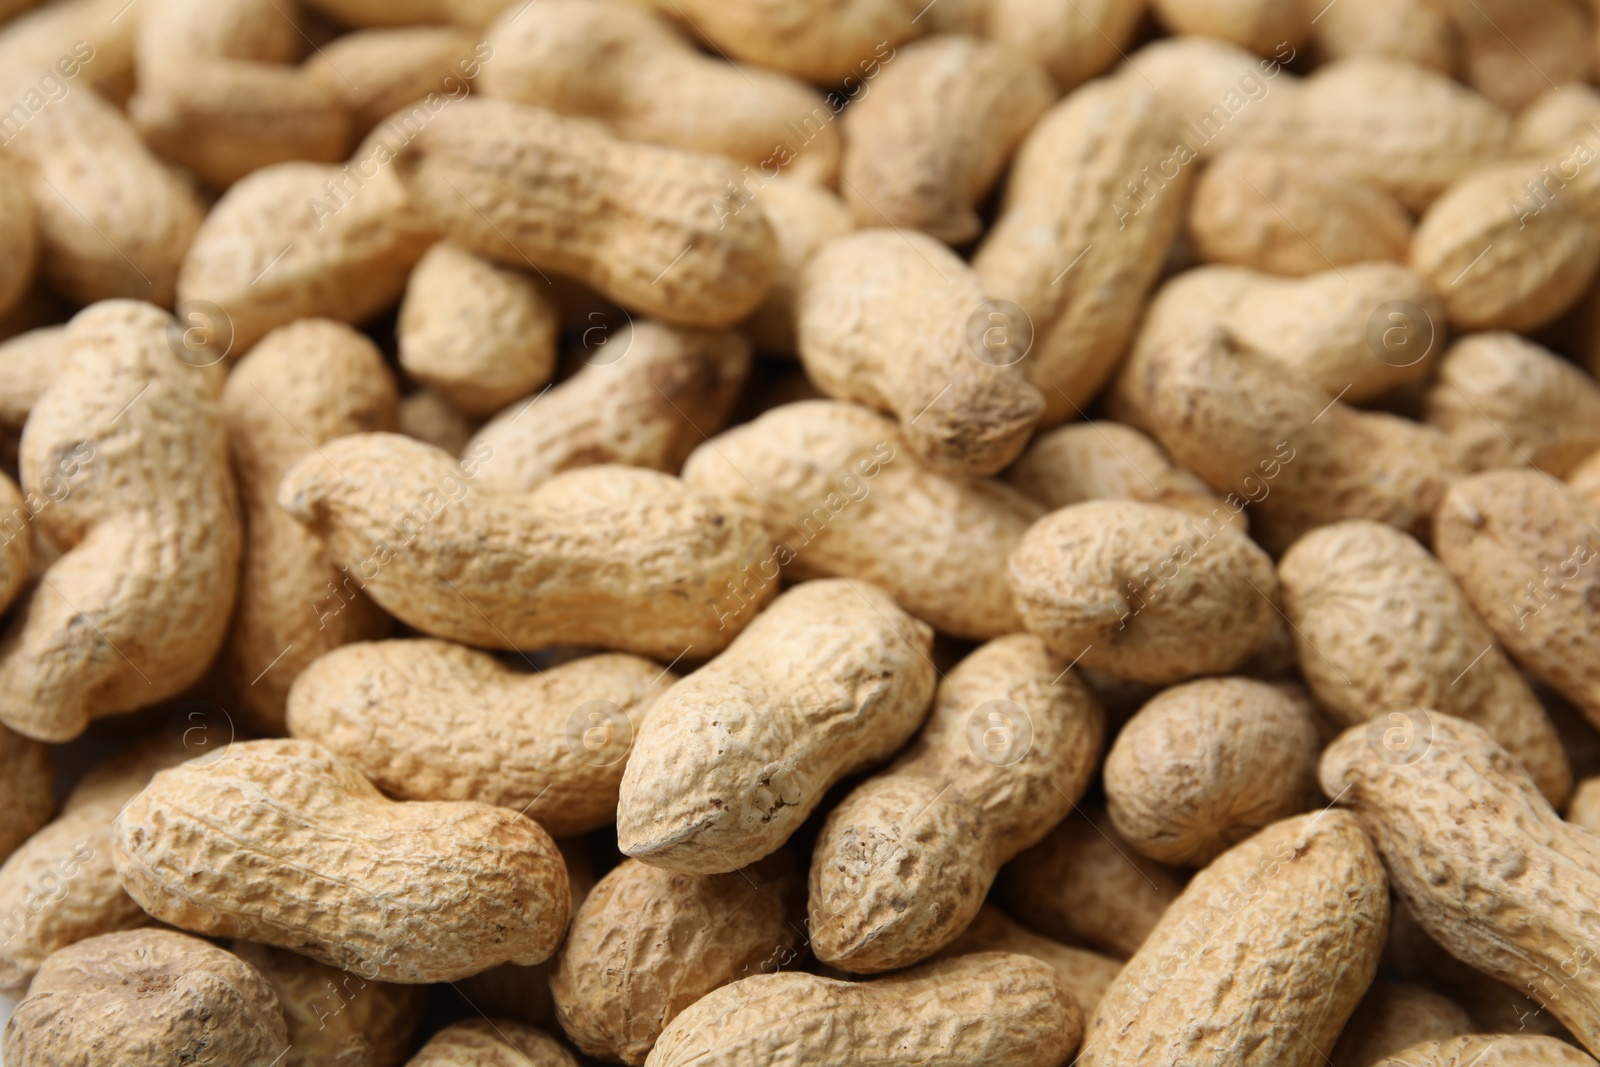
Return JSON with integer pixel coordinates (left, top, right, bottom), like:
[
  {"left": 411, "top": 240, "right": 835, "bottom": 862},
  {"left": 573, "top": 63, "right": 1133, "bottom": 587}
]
[
  {"left": 0, "top": 725, "right": 50, "bottom": 864},
  {"left": 407, "top": 1019, "right": 579, "bottom": 1067},
  {"left": 299, "top": 0, "right": 507, "bottom": 28},
  {"left": 111, "top": 738, "right": 571, "bottom": 983},
  {"left": 1079, "top": 811, "right": 1388, "bottom": 1066},
  {"left": 1446, "top": 0, "right": 1594, "bottom": 112},
  {"left": 482, "top": 0, "right": 838, "bottom": 186},
  {"left": 998, "top": 806, "right": 1183, "bottom": 959},
  {"left": 0, "top": 471, "right": 31, "bottom": 614},
  {"left": 810, "top": 634, "right": 1103, "bottom": 972},
  {"left": 1514, "top": 84, "right": 1600, "bottom": 154},
  {"left": 1434, "top": 471, "right": 1600, "bottom": 730},
  {"left": 840, "top": 35, "right": 1053, "bottom": 244},
  {"left": 1321, "top": 711, "right": 1600, "bottom": 1057},
  {"left": 0, "top": 326, "right": 62, "bottom": 429},
  {"left": 1332, "top": 983, "right": 1474, "bottom": 1067},
  {"left": 645, "top": 952, "right": 1082, "bottom": 1067},
  {"left": 0, "top": 0, "right": 136, "bottom": 103},
  {"left": 982, "top": 0, "right": 1147, "bottom": 91},
  {"left": 1425, "top": 332, "right": 1600, "bottom": 476},
  {"left": 1105, "top": 677, "right": 1321, "bottom": 867},
  {"left": 682, "top": 400, "right": 1042, "bottom": 640},
  {"left": 798, "top": 229, "right": 1043, "bottom": 476},
  {"left": 399, "top": 390, "right": 478, "bottom": 456},
  {"left": 0, "top": 159, "right": 36, "bottom": 319},
  {"left": 392, "top": 98, "right": 777, "bottom": 329},
  {"left": 1311, "top": 0, "right": 1457, "bottom": 73},
  {"left": 308, "top": 27, "right": 479, "bottom": 138},
  {"left": 552, "top": 853, "right": 801, "bottom": 1064},
  {"left": 1006, "top": 420, "right": 1230, "bottom": 522},
  {"left": 1412, "top": 159, "right": 1600, "bottom": 332},
  {"left": 1151, "top": 0, "right": 1309, "bottom": 55},
  {"left": 0, "top": 734, "right": 190, "bottom": 996},
  {"left": 974, "top": 76, "right": 1190, "bottom": 423},
  {"left": 742, "top": 178, "right": 855, "bottom": 354},
  {"left": 1119, "top": 36, "right": 1298, "bottom": 158},
  {"left": 279, "top": 433, "right": 774, "bottom": 660},
  {"left": 1279, "top": 519, "right": 1572, "bottom": 806},
  {"left": 232, "top": 940, "right": 424, "bottom": 1067},
  {"left": 0, "top": 301, "right": 241, "bottom": 742},
  {"left": 1377, "top": 1035, "right": 1598, "bottom": 1067},
  {"left": 618, "top": 578, "right": 936, "bottom": 874},
  {"left": 222, "top": 318, "right": 398, "bottom": 734},
  {"left": 468, "top": 321, "right": 750, "bottom": 493},
  {"left": 933, "top": 904, "right": 1122, "bottom": 1018},
  {"left": 398, "top": 241, "right": 558, "bottom": 416},
  {"left": 288, "top": 640, "right": 673, "bottom": 837},
  {"left": 1188, "top": 149, "right": 1411, "bottom": 275},
  {"left": 1009, "top": 499, "right": 1277, "bottom": 684},
  {"left": 2, "top": 929, "right": 289, "bottom": 1066},
  {"left": 1573, "top": 777, "right": 1600, "bottom": 833}
]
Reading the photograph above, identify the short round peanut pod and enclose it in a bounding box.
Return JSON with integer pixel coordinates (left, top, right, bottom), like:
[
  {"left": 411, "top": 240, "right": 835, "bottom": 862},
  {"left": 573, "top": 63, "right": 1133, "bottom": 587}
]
[
  {"left": 407, "top": 1019, "right": 579, "bottom": 1067},
  {"left": 2, "top": 929, "right": 289, "bottom": 1066},
  {"left": 1008, "top": 500, "right": 1277, "bottom": 685},
  {"left": 1373, "top": 1036, "right": 1598, "bottom": 1067},
  {"left": 1005, "top": 420, "right": 1231, "bottom": 522},
  {"left": 1332, "top": 983, "right": 1474, "bottom": 1067},
  {"left": 1105, "top": 677, "right": 1322, "bottom": 867}
]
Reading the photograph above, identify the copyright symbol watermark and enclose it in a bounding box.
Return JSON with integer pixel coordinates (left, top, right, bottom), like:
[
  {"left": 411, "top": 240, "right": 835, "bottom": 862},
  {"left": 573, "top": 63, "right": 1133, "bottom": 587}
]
[
  {"left": 166, "top": 300, "right": 234, "bottom": 367},
  {"left": 1365, "top": 299, "right": 1435, "bottom": 369},
  {"left": 163, "top": 700, "right": 235, "bottom": 767},
  {"left": 578, "top": 307, "right": 635, "bottom": 366},
  {"left": 964, "top": 299, "right": 1033, "bottom": 367},
  {"left": 565, "top": 699, "right": 633, "bottom": 766},
  {"left": 965, "top": 699, "right": 1033, "bottom": 766},
  {"left": 1364, "top": 701, "right": 1433, "bottom": 766}
]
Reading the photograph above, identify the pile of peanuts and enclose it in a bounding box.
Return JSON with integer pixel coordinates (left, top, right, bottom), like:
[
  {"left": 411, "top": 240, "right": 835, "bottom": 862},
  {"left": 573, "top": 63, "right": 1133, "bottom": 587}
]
[{"left": 7, "top": 0, "right": 1600, "bottom": 1062}]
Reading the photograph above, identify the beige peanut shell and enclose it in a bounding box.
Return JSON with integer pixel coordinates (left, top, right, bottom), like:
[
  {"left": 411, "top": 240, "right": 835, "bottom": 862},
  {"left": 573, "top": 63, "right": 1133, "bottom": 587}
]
[
  {"left": 1118, "top": 36, "right": 1297, "bottom": 159},
  {"left": 1005, "top": 420, "right": 1231, "bottom": 523},
  {"left": 645, "top": 952, "right": 1082, "bottom": 1067},
  {"left": 1151, "top": 0, "right": 1310, "bottom": 55},
  {"left": 1279, "top": 519, "right": 1572, "bottom": 807},
  {"left": 406, "top": 1019, "right": 579, "bottom": 1067},
  {"left": 682, "top": 400, "right": 1042, "bottom": 641},
  {"left": 278, "top": 433, "right": 775, "bottom": 660},
  {"left": 399, "top": 390, "right": 479, "bottom": 456},
  {"left": 1573, "top": 777, "right": 1600, "bottom": 833},
  {"left": 1322, "top": 711, "right": 1600, "bottom": 1058},
  {"left": 1332, "top": 983, "right": 1475, "bottom": 1067},
  {"left": 1008, "top": 499, "right": 1278, "bottom": 685},
  {"left": 111, "top": 738, "right": 571, "bottom": 983},
  {"left": 2, "top": 929, "right": 289, "bottom": 1066},
  {"left": 0, "top": 301, "right": 242, "bottom": 743},
  {"left": 1079, "top": 811, "right": 1389, "bottom": 1067},
  {"left": 1446, "top": 0, "right": 1594, "bottom": 112},
  {"left": 0, "top": 326, "right": 62, "bottom": 430},
  {"left": 0, "top": 725, "right": 50, "bottom": 866},
  {"left": 0, "top": 471, "right": 31, "bottom": 615},
  {"left": 982, "top": 0, "right": 1147, "bottom": 91},
  {"left": 552, "top": 853, "right": 801, "bottom": 1064},
  {"left": 0, "top": 159, "right": 36, "bottom": 320},
  {"left": 467, "top": 320, "right": 750, "bottom": 494},
  {"left": 1311, "top": 0, "right": 1457, "bottom": 73},
  {"left": 1104, "top": 677, "right": 1322, "bottom": 867},
  {"left": 618, "top": 578, "right": 937, "bottom": 874},
  {"left": 809, "top": 633, "right": 1104, "bottom": 972},
  {"left": 222, "top": 318, "right": 399, "bottom": 734},
  {"left": 933, "top": 904, "right": 1122, "bottom": 1018},
  {"left": 288, "top": 639, "right": 674, "bottom": 837},
  {"left": 308, "top": 28, "right": 481, "bottom": 139},
  {"left": 1514, "top": 83, "right": 1600, "bottom": 155},
  {"left": 298, "top": 0, "right": 507, "bottom": 28},
  {"left": 1376, "top": 1035, "right": 1598, "bottom": 1067},
  {"left": 741, "top": 178, "right": 855, "bottom": 354}
]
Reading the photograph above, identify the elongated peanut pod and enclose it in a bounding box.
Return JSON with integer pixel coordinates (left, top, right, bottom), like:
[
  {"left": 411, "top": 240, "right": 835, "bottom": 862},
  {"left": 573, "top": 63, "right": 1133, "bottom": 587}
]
[
  {"left": 742, "top": 178, "right": 855, "bottom": 354},
  {"left": 983, "top": 0, "right": 1147, "bottom": 92},
  {"left": 1151, "top": 0, "right": 1311, "bottom": 56},
  {"left": 1376, "top": 1035, "right": 1598, "bottom": 1067},
  {"left": 1445, "top": 0, "right": 1594, "bottom": 112},
  {"left": 933, "top": 904, "right": 1123, "bottom": 1018},
  {"left": 1312, "top": 0, "right": 1457, "bottom": 73},
  {"left": 1005, "top": 420, "right": 1231, "bottom": 522},
  {"left": 1332, "top": 983, "right": 1474, "bottom": 1067}
]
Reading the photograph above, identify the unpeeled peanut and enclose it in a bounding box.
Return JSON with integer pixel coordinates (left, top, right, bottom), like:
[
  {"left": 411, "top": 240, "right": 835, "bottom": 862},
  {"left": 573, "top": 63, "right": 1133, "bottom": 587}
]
[
  {"left": 1444, "top": 0, "right": 1594, "bottom": 112},
  {"left": 1311, "top": 0, "right": 1457, "bottom": 73},
  {"left": 406, "top": 1019, "right": 578, "bottom": 1067},
  {"left": 1376, "top": 1035, "right": 1599, "bottom": 1067},
  {"left": 1574, "top": 777, "right": 1600, "bottom": 832},
  {"left": 308, "top": 28, "right": 482, "bottom": 140},
  {"left": 0, "top": 470, "right": 31, "bottom": 614},
  {"left": 740, "top": 177, "right": 854, "bottom": 354},
  {"left": 1005, "top": 420, "right": 1232, "bottom": 522},
  {"left": 1150, "top": 0, "right": 1311, "bottom": 56},
  {"left": 0, "top": 724, "right": 50, "bottom": 866},
  {"left": 1333, "top": 983, "right": 1475, "bottom": 1067},
  {"left": 981, "top": 0, "right": 1148, "bottom": 91},
  {"left": 933, "top": 903, "right": 1123, "bottom": 1018}
]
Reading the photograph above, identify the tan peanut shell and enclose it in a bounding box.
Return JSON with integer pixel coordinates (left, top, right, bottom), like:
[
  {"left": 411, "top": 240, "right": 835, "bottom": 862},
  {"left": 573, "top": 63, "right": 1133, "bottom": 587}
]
[
  {"left": 982, "top": 0, "right": 1147, "bottom": 91},
  {"left": 681, "top": 400, "right": 1042, "bottom": 641},
  {"left": 468, "top": 321, "right": 750, "bottom": 494},
  {"left": 1321, "top": 711, "right": 1600, "bottom": 1057},
  {"left": 0, "top": 734, "right": 190, "bottom": 996},
  {"left": 2, "top": 929, "right": 289, "bottom": 1066},
  {"left": 288, "top": 639, "right": 674, "bottom": 837},
  {"left": 398, "top": 241, "right": 559, "bottom": 416},
  {"left": 1104, "top": 677, "right": 1321, "bottom": 867},
  {"left": 1514, "top": 83, "right": 1600, "bottom": 154},
  {"left": 392, "top": 97, "right": 777, "bottom": 329},
  {"left": 1079, "top": 811, "right": 1388, "bottom": 1066},
  {"left": 0, "top": 159, "right": 36, "bottom": 319},
  {"left": 809, "top": 633, "right": 1103, "bottom": 972},
  {"left": 406, "top": 1019, "right": 579, "bottom": 1067},
  {"left": 278, "top": 433, "right": 774, "bottom": 660},
  {"left": 742, "top": 178, "right": 855, "bottom": 354},
  {"left": 482, "top": 0, "right": 839, "bottom": 186},
  {"left": 552, "top": 853, "right": 801, "bottom": 1064},
  {"left": 0, "top": 326, "right": 62, "bottom": 429},
  {"left": 0, "top": 0, "right": 136, "bottom": 103},
  {"left": 840, "top": 35, "right": 1054, "bottom": 244},
  {"left": 1311, "top": 0, "right": 1457, "bottom": 73},
  {"left": 1151, "top": 0, "right": 1310, "bottom": 55},
  {"left": 618, "top": 578, "right": 936, "bottom": 874},
  {"left": 1445, "top": 0, "right": 1594, "bottom": 112},
  {"left": 233, "top": 940, "right": 425, "bottom": 1067},
  {"left": 111, "top": 738, "right": 571, "bottom": 983},
  {"left": 1573, "top": 777, "right": 1600, "bottom": 833},
  {"left": 399, "top": 390, "right": 479, "bottom": 455},
  {"left": 222, "top": 318, "right": 399, "bottom": 734},
  {"left": 797, "top": 229, "right": 1044, "bottom": 477},
  {"left": 1005, "top": 420, "right": 1231, "bottom": 522},
  {"left": 0, "top": 301, "right": 241, "bottom": 743},
  {"left": 1119, "top": 36, "right": 1298, "bottom": 159},
  {"left": 1008, "top": 499, "right": 1277, "bottom": 684},
  {"left": 0, "top": 725, "right": 50, "bottom": 865},
  {"left": 1426, "top": 332, "right": 1600, "bottom": 476},
  {"left": 1434, "top": 471, "right": 1600, "bottom": 730},
  {"left": 178, "top": 158, "right": 437, "bottom": 354},
  {"left": 299, "top": 0, "right": 507, "bottom": 28},
  {"left": 1188, "top": 150, "right": 1412, "bottom": 275},
  {"left": 934, "top": 904, "right": 1122, "bottom": 1018},
  {"left": 1377, "top": 1035, "right": 1598, "bottom": 1067},
  {"left": 998, "top": 806, "right": 1183, "bottom": 959},
  {"left": 1279, "top": 519, "right": 1572, "bottom": 806},
  {"left": 1332, "top": 983, "right": 1475, "bottom": 1067},
  {"left": 645, "top": 952, "right": 1082, "bottom": 1067},
  {"left": 0, "top": 471, "right": 31, "bottom": 615},
  {"left": 974, "top": 76, "right": 1191, "bottom": 423},
  {"left": 309, "top": 28, "right": 481, "bottom": 139}
]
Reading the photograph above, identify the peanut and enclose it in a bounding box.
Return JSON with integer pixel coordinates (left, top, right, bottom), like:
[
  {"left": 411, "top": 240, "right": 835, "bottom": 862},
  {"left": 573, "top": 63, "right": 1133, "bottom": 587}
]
[
  {"left": 1332, "top": 983, "right": 1475, "bottom": 1067},
  {"left": 1120, "top": 36, "right": 1298, "bottom": 159},
  {"left": 933, "top": 903, "right": 1123, "bottom": 1018},
  {"left": 2, "top": 928, "right": 289, "bottom": 1065},
  {"left": 1514, "top": 83, "right": 1600, "bottom": 155},
  {"left": 112, "top": 738, "right": 571, "bottom": 982},
  {"left": 1376, "top": 1035, "right": 1599, "bottom": 1067},
  {"left": 740, "top": 177, "right": 854, "bottom": 354},
  {"left": 1151, "top": 0, "right": 1311, "bottom": 56},
  {"left": 1444, "top": 0, "right": 1594, "bottom": 112},
  {"left": 287, "top": 639, "right": 674, "bottom": 837},
  {"left": 0, "top": 326, "right": 61, "bottom": 431},
  {"left": 308, "top": 28, "right": 483, "bottom": 140},
  {"left": 1321, "top": 710, "right": 1600, "bottom": 1057},
  {"left": 617, "top": 578, "right": 936, "bottom": 874},
  {"left": 797, "top": 228, "right": 1044, "bottom": 476},
  {"left": 809, "top": 633, "right": 1104, "bottom": 972},
  {"left": 645, "top": 952, "right": 1082, "bottom": 1067},
  {"left": 298, "top": 0, "right": 506, "bottom": 29},
  {"left": 1278, "top": 519, "right": 1573, "bottom": 806},
  {"left": 1005, "top": 420, "right": 1234, "bottom": 522},
  {"left": 1008, "top": 499, "right": 1278, "bottom": 684},
  {"left": 0, "top": 470, "right": 31, "bottom": 614},
  {"left": 400, "top": 389, "right": 479, "bottom": 456},
  {"left": 1574, "top": 777, "right": 1600, "bottom": 832},
  {"left": 0, "top": 724, "right": 50, "bottom": 865},
  {"left": 981, "top": 0, "right": 1148, "bottom": 91},
  {"left": 680, "top": 399, "right": 1043, "bottom": 640},
  {"left": 1311, "top": 0, "right": 1458, "bottom": 74},
  {"left": 0, "top": 301, "right": 241, "bottom": 743},
  {"left": 0, "top": 159, "right": 36, "bottom": 318},
  {"left": 406, "top": 1019, "right": 579, "bottom": 1066}
]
